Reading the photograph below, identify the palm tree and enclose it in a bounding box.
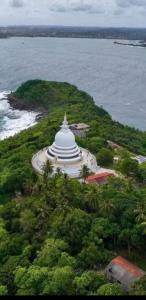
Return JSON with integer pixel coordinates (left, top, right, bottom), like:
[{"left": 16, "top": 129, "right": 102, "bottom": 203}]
[
  {"left": 43, "top": 160, "right": 53, "bottom": 186},
  {"left": 80, "top": 164, "right": 91, "bottom": 182},
  {"left": 56, "top": 167, "right": 62, "bottom": 176},
  {"left": 134, "top": 201, "right": 146, "bottom": 223},
  {"left": 85, "top": 187, "right": 99, "bottom": 212},
  {"left": 64, "top": 173, "right": 69, "bottom": 180},
  {"left": 99, "top": 198, "right": 114, "bottom": 218},
  {"left": 98, "top": 188, "right": 114, "bottom": 218},
  {"left": 119, "top": 229, "right": 132, "bottom": 255},
  {"left": 139, "top": 222, "right": 146, "bottom": 236}
]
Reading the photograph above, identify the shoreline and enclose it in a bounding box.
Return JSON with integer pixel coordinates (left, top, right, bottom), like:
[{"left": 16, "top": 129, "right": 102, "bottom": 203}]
[
  {"left": 7, "top": 93, "right": 48, "bottom": 121},
  {"left": 0, "top": 92, "right": 46, "bottom": 141},
  {"left": 0, "top": 86, "right": 145, "bottom": 142},
  {"left": 114, "top": 41, "right": 146, "bottom": 48},
  {"left": 6, "top": 92, "right": 146, "bottom": 134}
]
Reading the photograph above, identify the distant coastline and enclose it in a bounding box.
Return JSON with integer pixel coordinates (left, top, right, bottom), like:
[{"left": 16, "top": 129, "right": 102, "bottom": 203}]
[{"left": 1, "top": 25, "right": 146, "bottom": 40}]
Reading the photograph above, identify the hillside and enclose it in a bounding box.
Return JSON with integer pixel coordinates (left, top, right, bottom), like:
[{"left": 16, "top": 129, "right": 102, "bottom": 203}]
[
  {"left": 0, "top": 80, "right": 146, "bottom": 296},
  {"left": 1, "top": 80, "right": 146, "bottom": 196},
  {"left": 9, "top": 80, "right": 108, "bottom": 115}
]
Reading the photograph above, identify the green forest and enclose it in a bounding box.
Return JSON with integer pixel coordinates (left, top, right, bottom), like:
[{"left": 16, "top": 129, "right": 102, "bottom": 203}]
[{"left": 0, "top": 80, "right": 146, "bottom": 296}]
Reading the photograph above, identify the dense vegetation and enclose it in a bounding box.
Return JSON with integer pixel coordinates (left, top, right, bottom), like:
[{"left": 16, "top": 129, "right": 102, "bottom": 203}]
[{"left": 0, "top": 80, "right": 146, "bottom": 296}]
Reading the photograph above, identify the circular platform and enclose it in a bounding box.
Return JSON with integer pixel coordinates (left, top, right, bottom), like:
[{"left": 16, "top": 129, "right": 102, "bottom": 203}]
[{"left": 32, "top": 147, "right": 99, "bottom": 178}]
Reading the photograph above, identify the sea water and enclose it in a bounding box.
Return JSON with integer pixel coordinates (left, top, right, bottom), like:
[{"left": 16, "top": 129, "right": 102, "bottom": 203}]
[
  {"left": 0, "top": 37, "right": 146, "bottom": 135},
  {"left": 0, "top": 91, "right": 38, "bottom": 140}
]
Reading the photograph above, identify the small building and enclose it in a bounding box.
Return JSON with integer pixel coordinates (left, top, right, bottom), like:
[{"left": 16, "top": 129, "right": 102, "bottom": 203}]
[
  {"left": 69, "top": 123, "right": 90, "bottom": 138},
  {"left": 106, "top": 256, "right": 145, "bottom": 291},
  {"left": 86, "top": 172, "right": 115, "bottom": 185},
  {"left": 132, "top": 155, "right": 146, "bottom": 165}
]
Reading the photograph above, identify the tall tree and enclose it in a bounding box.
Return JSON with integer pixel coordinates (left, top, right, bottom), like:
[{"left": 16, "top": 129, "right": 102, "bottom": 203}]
[
  {"left": 84, "top": 187, "right": 99, "bottom": 212},
  {"left": 80, "top": 165, "right": 91, "bottom": 182},
  {"left": 43, "top": 160, "right": 53, "bottom": 185},
  {"left": 97, "top": 148, "right": 114, "bottom": 167}
]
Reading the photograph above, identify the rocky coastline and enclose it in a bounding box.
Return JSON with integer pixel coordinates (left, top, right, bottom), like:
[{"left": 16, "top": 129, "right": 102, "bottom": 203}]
[{"left": 7, "top": 93, "right": 48, "bottom": 121}]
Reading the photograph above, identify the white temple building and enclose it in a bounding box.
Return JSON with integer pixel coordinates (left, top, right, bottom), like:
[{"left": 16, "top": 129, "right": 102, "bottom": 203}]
[{"left": 32, "top": 114, "right": 99, "bottom": 178}]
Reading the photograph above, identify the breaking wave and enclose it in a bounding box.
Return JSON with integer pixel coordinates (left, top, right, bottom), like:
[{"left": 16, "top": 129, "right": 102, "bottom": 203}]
[{"left": 0, "top": 91, "right": 38, "bottom": 140}]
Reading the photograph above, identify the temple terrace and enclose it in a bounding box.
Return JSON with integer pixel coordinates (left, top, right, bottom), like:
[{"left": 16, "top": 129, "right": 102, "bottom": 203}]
[{"left": 32, "top": 114, "right": 116, "bottom": 179}]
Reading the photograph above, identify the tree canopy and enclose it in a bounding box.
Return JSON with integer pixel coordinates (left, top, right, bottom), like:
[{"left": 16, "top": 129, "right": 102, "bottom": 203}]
[{"left": 0, "top": 80, "right": 146, "bottom": 295}]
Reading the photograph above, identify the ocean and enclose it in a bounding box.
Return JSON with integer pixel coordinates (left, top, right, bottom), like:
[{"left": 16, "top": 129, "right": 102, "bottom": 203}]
[
  {"left": 0, "top": 91, "right": 37, "bottom": 140},
  {"left": 0, "top": 37, "right": 146, "bottom": 140}
]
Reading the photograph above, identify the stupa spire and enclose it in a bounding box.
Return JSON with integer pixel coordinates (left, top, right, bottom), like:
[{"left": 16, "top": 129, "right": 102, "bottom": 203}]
[{"left": 61, "top": 113, "right": 69, "bottom": 130}]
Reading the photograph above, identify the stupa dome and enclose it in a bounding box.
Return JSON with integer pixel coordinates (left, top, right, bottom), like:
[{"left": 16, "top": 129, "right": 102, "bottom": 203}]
[{"left": 55, "top": 127, "right": 76, "bottom": 148}]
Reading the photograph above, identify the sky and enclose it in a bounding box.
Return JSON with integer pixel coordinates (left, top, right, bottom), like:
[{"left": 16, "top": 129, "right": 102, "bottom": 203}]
[{"left": 0, "top": 0, "right": 146, "bottom": 28}]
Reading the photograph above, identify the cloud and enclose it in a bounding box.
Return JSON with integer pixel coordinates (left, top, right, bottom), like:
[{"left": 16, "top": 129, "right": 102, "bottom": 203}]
[
  {"left": 49, "top": 0, "right": 146, "bottom": 15},
  {"left": 49, "top": 0, "right": 107, "bottom": 14},
  {"left": 9, "top": 0, "right": 24, "bottom": 8},
  {"left": 117, "top": 0, "right": 146, "bottom": 9},
  {"left": 8, "top": 0, "right": 146, "bottom": 15},
  {"left": 0, "top": 0, "right": 145, "bottom": 27},
  {"left": 116, "top": 0, "right": 146, "bottom": 16}
]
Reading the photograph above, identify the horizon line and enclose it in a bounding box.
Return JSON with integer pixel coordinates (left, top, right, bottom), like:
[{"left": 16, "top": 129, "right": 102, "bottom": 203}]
[{"left": 0, "top": 24, "right": 146, "bottom": 30}]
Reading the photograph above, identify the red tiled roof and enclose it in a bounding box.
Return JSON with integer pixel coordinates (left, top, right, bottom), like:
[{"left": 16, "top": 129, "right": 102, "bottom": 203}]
[
  {"left": 112, "top": 256, "right": 145, "bottom": 278},
  {"left": 86, "top": 172, "right": 114, "bottom": 182}
]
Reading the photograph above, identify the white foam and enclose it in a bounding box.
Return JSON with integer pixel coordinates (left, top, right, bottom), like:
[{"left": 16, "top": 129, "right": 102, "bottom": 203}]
[
  {"left": 0, "top": 91, "right": 11, "bottom": 112},
  {"left": 0, "top": 91, "right": 38, "bottom": 141},
  {"left": 0, "top": 91, "right": 9, "bottom": 99}
]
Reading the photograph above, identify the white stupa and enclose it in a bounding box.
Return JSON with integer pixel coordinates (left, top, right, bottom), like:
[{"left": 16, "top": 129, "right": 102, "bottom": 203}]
[
  {"left": 46, "top": 113, "right": 82, "bottom": 164},
  {"left": 32, "top": 114, "right": 99, "bottom": 178}
]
